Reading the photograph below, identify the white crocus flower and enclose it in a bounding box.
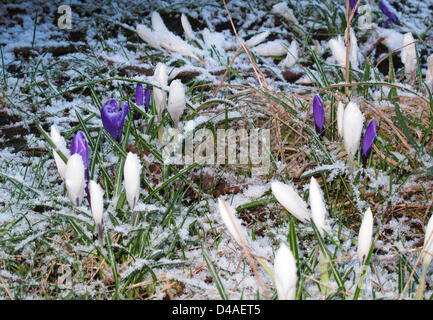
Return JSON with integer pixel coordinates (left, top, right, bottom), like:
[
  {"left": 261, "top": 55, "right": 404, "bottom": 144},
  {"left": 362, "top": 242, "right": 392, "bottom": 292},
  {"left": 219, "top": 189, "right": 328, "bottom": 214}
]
[
  {"left": 136, "top": 24, "right": 162, "bottom": 50},
  {"left": 273, "top": 243, "right": 297, "bottom": 300},
  {"left": 245, "top": 31, "right": 270, "bottom": 48},
  {"left": 153, "top": 63, "right": 168, "bottom": 122},
  {"left": 167, "top": 79, "right": 186, "bottom": 129},
  {"left": 151, "top": 11, "right": 168, "bottom": 32},
  {"left": 343, "top": 101, "right": 364, "bottom": 167},
  {"left": 89, "top": 180, "right": 104, "bottom": 244},
  {"left": 280, "top": 40, "right": 298, "bottom": 68},
  {"left": 181, "top": 13, "right": 194, "bottom": 40},
  {"left": 357, "top": 208, "right": 374, "bottom": 266},
  {"left": 252, "top": 40, "right": 287, "bottom": 57},
  {"left": 271, "top": 181, "right": 310, "bottom": 223},
  {"left": 350, "top": 28, "right": 360, "bottom": 69},
  {"left": 218, "top": 197, "right": 249, "bottom": 249},
  {"left": 309, "top": 177, "right": 327, "bottom": 237},
  {"left": 337, "top": 101, "right": 345, "bottom": 139},
  {"left": 124, "top": 152, "right": 141, "bottom": 210},
  {"left": 329, "top": 36, "right": 346, "bottom": 68},
  {"left": 50, "top": 125, "right": 70, "bottom": 180},
  {"left": 65, "top": 153, "right": 85, "bottom": 207},
  {"left": 401, "top": 33, "right": 417, "bottom": 82},
  {"left": 426, "top": 54, "right": 433, "bottom": 92},
  {"left": 271, "top": 2, "right": 299, "bottom": 25}
]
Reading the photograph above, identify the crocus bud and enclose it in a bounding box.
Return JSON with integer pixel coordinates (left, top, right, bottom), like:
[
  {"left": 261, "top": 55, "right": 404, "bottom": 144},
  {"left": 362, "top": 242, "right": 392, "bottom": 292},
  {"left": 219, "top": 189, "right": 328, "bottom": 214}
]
[
  {"left": 50, "top": 125, "right": 70, "bottom": 180},
  {"left": 136, "top": 24, "right": 161, "bottom": 50},
  {"left": 313, "top": 95, "right": 325, "bottom": 134},
  {"left": 280, "top": 40, "right": 298, "bottom": 69},
  {"left": 101, "top": 99, "right": 129, "bottom": 142},
  {"left": 89, "top": 180, "right": 104, "bottom": 243},
  {"left": 357, "top": 208, "right": 373, "bottom": 266},
  {"left": 349, "top": 0, "right": 359, "bottom": 16},
  {"left": 124, "top": 152, "right": 141, "bottom": 209},
  {"left": 271, "top": 2, "right": 299, "bottom": 25},
  {"left": 337, "top": 102, "right": 345, "bottom": 139},
  {"left": 245, "top": 31, "right": 270, "bottom": 48},
  {"left": 379, "top": 0, "right": 401, "bottom": 28},
  {"left": 218, "top": 197, "right": 249, "bottom": 248},
  {"left": 181, "top": 13, "right": 194, "bottom": 40},
  {"left": 401, "top": 33, "right": 417, "bottom": 82},
  {"left": 252, "top": 40, "right": 287, "bottom": 57},
  {"left": 167, "top": 79, "right": 186, "bottom": 129},
  {"left": 271, "top": 181, "right": 310, "bottom": 223},
  {"left": 151, "top": 11, "right": 168, "bottom": 32},
  {"left": 426, "top": 55, "right": 433, "bottom": 92},
  {"left": 273, "top": 243, "right": 297, "bottom": 300},
  {"left": 343, "top": 102, "right": 364, "bottom": 166},
  {"left": 421, "top": 214, "right": 433, "bottom": 276},
  {"left": 309, "top": 177, "right": 327, "bottom": 237},
  {"left": 135, "top": 83, "right": 143, "bottom": 107},
  {"left": 154, "top": 63, "right": 168, "bottom": 122},
  {"left": 65, "top": 153, "right": 85, "bottom": 207},
  {"left": 70, "top": 130, "right": 89, "bottom": 181},
  {"left": 144, "top": 86, "right": 152, "bottom": 112},
  {"left": 329, "top": 36, "right": 346, "bottom": 68},
  {"left": 361, "top": 119, "right": 377, "bottom": 168}
]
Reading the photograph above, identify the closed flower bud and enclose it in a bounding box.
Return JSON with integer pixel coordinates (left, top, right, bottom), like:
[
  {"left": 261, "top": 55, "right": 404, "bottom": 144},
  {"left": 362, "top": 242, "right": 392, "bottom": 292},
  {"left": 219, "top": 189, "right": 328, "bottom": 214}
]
[
  {"left": 89, "top": 180, "right": 104, "bottom": 243},
  {"left": 273, "top": 243, "right": 297, "bottom": 300},
  {"left": 136, "top": 24, "right": 161, "bottom": 50},
  {"left": 135, "top": 83, "right": 143, "bottom": 107},
  {"left": 50, "top": 125, "right": 70, "bottom": 180},
  {"left": 101, "top": 99, "right": 129, "bottom": 142},
  {"left": 181, "top": 13, "right": 194, "bottom": 40},
  {"left": 379, "top": 0, "right": 401, "bottom": 28},
  {"left": 65, "top": 153, "right": 86, "bottom": 207},
  {"left": 167, "top": 79, "right": 186, "bottom": 129},
  {"left": 343, "top": 102, "right": 364, "bottom": 166},
  {"left": 401, "top": 33, "right": 417, "bottom": 82},
  {"left": 313, "top": 95, "right": 325, "bottom": 134},
  {"left": 144, "top": 86, "right": 152, "bottom": 113},
  {"left": 337, "top": 101, "right": 345, "bottom": 139},
  {"left": 218, "top": 197, "right": 249, "bottom": 248},
  {"left": 280, "top": 40, "right": 298, "bottom": 69},
  {"left": 153, "top": 63, "right": 168, "bottom": 122},
  {"left": 329, "top": 36, "right": 346, "bottom": 68},
  {"left": 357, "top": 208, "right": 374, "bottom": 266},
  {"left": 245, "top": 31, "right": 270, "bottom": 48},
  {"left": 309, "top": 177, "right": 327, "bottom": 237},
  {"left": 271, "top": 181, "right": 310, "bottom": 223},
  {"left": 252, "top": 40, "right": 287, "bottom": 57},
  {"left": 124, "top": 152, "right": 141, "bottom": 209},
  {"left": 70, "top": 130, "right": 89, "bottom": 181},
  {"left": 361, "top": 119, "right": 377, "bottom": 168}
]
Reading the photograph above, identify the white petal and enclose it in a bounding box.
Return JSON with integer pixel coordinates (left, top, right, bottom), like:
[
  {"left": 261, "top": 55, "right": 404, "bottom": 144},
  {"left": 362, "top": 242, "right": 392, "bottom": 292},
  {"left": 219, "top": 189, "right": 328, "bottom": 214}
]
[
  {"left": 124, "top": 152, "right": 141, "bottom": 209},
  {"left": 422, "top": 214, "right": 433, "bottom": 271},
  {"left": 273, "top": 243, "right": 297, "bottom": 300},
  {"left": 167, "top": 79, "right": 186, "bottom": 128},
  {"left": 357, "top": 208, "right": 374, "bottom": 265},
  {"left": 65, "top": 154, "right": 85, "bottom": 207},
  {"left": 272, "top": 2, "right": 299, "bottom": 24},
  {"left": 53, "top": 151, "right": 67, "bottom": 180},
  {"left": 337, "top": 101, "right": 345, "bottom": 138},
  {"left": 329, "top": 36, "right": 346, "bottom": 68},
  {"left": 309, "top": 177, "right": 327, "bottom": 237},
  {"left": 151, "top": 11, "right": 168, "bottom": 32},
  {"left": 245, "top": 31, "right": 270, "bottom": 48},
  {"left": 271, "top": 181, "right": 310, "bottom": 223},
  {"left": 343, "top": 101, "right": 364, "bottom": 161},
  {"left": 401, "top": 33, "right": 417, "bottom": 80},
  {"left": 154, "top": 63, "right": 168, "bottom": 121},
  {"left": 181, "top": 13, "right": 194, "bottom": 40},
  {"left": 426, "top": 54, "right": 433, "bottom": 91},
  {"left": 158, "top": 30, "right": 200, "bottom": 61},
  {"left": 89, "top": 180, "right": 104, "bottom": 225},
  {"left": 279, "top": 40, "right": 298, "bottom": 68},
  {"left": 218, "top": 197, "right": 248, "bottom": 248},
  {"left": 349, "top": 28, "right": 360, "bottom": 68},
  {"left": 136, "top": 24, "right": 161, "bottom": 50},
  {"left": 253, "top": 40, "right": 287, "bottom": 56}
]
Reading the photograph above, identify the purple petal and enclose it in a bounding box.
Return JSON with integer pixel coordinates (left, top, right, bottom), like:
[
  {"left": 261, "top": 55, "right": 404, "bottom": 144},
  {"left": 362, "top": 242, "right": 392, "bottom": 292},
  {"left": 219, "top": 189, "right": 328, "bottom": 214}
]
[
  {"left": 361, "top": 119, "right": 377, "bottom": 168},
  {"left": 349, "top": 0, "right": 359, "bottom": 15},
  {"left": 379, "top": 0, "right": 401, "bottom": 27},
  {"left": 70, "top": 130, "right": 89, "bottom": 180},
  {"left": 101, "top": 99, "right": 129, "bottom": 142},
  {"left": 144, "top": 86, "right": 152, "bottom": 112},
  {"left": 313, "top": 95, "right": 325, "bottom": 134},
  {"left": 135, "top": 83, "right": 143, "bottom": 106}
]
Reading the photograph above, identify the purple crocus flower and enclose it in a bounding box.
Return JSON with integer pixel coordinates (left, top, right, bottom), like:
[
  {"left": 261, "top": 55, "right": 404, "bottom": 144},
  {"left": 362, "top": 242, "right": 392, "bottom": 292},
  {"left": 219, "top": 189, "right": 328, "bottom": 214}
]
[
  {"left": 349, "top": 0, "right": 359, "bottom": 16},
  {"left": 144, "top": 86, "right": 152, "bottom": 112},
  {"left": 70, "top": 130, "right": 89, "bottom": 181},
  {"left": 101, "top": 99, "right": 129, "bottom": 142},
  {"left": 379, "top": 0, "right": 401, "bottom": 28},
  {"left": 135, "top": 83, "right": 143, "bottom": 107},
  {"left": 361, "top": 119, "right": 377, "bottom": 168},
  {"left": 313, "top": 95, "right": 325, "bottom": 134}
]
